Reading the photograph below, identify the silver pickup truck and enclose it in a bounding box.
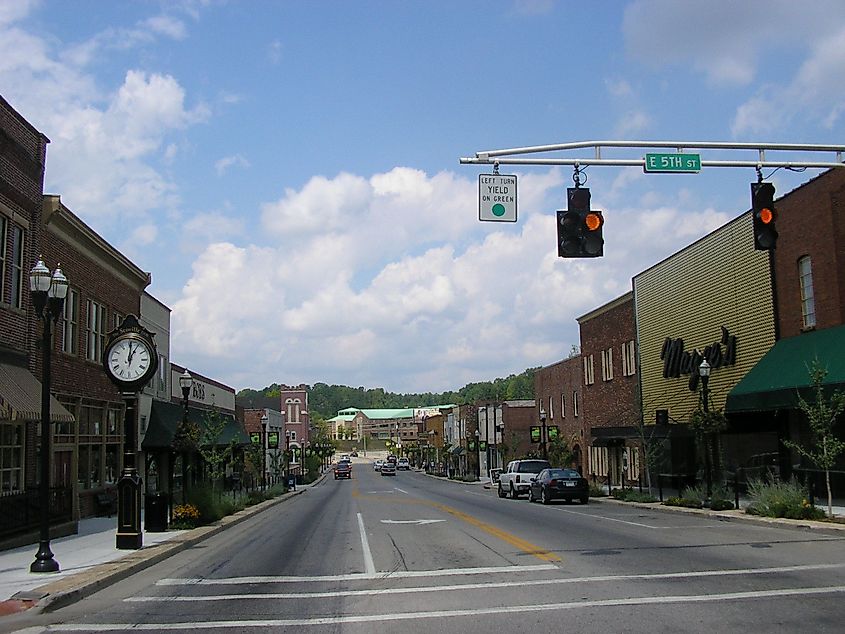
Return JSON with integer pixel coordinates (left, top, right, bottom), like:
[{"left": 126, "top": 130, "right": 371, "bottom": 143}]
[{"left": 497, "top": 459, "right": 552, "bottom": 499}]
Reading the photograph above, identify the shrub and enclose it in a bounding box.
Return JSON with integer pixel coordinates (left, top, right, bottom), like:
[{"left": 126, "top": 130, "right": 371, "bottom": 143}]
[
  {"left": 187, "top": 483, "right": 228, "bottom": 524},
  {"left": 589, "top": 484, "right": 608, "bottom": 497},
  {"left": 709, "top": 499, "right": 734, "bottom": 511},
  {"left": 664, "top": 496, "right": 703, "bottom": 509},
  {"left": 171, "top": 503, "right": 200, "bottom": 529},
  {"left": 745, "top": 477, "right": 826, "bottom": 520},
  {"left": 612, "top": 488, "right": 658, "bottom": 503}
]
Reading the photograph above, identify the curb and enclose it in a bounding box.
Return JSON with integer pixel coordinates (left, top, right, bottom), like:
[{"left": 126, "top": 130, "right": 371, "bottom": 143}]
[
  {"left": 16, "top": 486, "right": 311, "bottom": 615},
  {"left": 590, "top": 495, "right": 845, "bottom": 534}
]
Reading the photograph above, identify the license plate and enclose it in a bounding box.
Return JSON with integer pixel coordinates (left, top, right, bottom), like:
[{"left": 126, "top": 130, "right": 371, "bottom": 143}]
[{"left": 564, "top": 481, "right": 575, "bottom": 487}]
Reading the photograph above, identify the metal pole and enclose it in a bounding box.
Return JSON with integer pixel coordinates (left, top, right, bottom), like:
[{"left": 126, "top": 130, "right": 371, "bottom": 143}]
[
  {"left": 31, "top": 314, "right": 59, "bottom": 573},
  {"left": 702, "top": 375, "right": 713, "bottom": 499}
]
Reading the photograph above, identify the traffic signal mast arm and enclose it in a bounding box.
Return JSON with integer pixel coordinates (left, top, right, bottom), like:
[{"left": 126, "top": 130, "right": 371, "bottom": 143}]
[{"left": 459, "top": 140, "right": 845, "bottom": 170}]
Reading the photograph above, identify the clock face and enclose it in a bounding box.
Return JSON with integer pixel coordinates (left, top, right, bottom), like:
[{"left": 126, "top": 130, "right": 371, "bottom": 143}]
[{"left": 107, "top": 337, "right": 153, "bottom": 383}]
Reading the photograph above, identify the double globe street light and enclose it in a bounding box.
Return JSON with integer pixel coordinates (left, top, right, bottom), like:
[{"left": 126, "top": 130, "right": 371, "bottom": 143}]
[{"left": 29, "top": 257, "right": 69, "bottom": 573}]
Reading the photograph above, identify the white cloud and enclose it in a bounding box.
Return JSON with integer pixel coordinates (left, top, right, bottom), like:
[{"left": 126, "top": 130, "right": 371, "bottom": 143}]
[
  {"left": 215, "top": 154, "right": 250, "bottom": 176},
  {"left": 268, "top": 39, "right": 282, "bottom": 64},
  {"left": 173, "top": 167, "right": 731, "bottom": 392},
  {"left": 624, "top": 0, "right": 845, "bottom": 86}
]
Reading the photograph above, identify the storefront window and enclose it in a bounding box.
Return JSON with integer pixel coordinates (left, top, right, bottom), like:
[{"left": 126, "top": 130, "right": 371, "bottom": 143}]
[
  {"left": 78, "top": 445, "right": 90, "bottom": 489},
  {"left": 105, "top": 445, "right": 119, "bottom": 484},
  {"left": 0, "top": 423, "right": 23, "bottom": 494}
]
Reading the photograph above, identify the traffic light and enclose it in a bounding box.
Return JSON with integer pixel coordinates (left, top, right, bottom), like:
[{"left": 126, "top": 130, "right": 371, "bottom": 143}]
[
  {"left": 556, "top": 187, "right": 604, "bottom": 257},
  {"left": 751, "top": 182, "right": 778, "bottom": 250}
]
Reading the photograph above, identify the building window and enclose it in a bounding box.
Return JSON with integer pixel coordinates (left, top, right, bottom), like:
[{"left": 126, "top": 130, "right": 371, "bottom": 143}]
[
  {"left": 158, "top": 354, "right": 168, "bottom": 392},
  {"left": 548, "top": 396, "right": 554, "bottom": 420},
  {"left": 589, "top": 446, "right": 608, "bottom": 477},
  {"left": 621, "top": 340, "right": 636, "bottom": 376},
  {"left": 9, "top": 225, "right": 23, "bottom": 309},
  {"left": 561, "top": 393, "right": 566, "bottom": 418},
  {"left": 0, "top": 423, "right": 24, "bottom": 494},
  {"left": 0, "top": 215, "right": 7, "bottom": 302},
  {"left": 583, "top": 355, "right": 595, "bottom": 385},
  {"left": 573, "top": 391, "right": 579, "bottom": 417},
  {"left": 86, "top": 300, "right": 106, "bottom": 362},
  {"left": 601, "top": 348, "right": 614, "bottom": 381},
  {"left": 62, "top": 287, "right": 79, "bottom": 354},
  {"left": 798, "top": 256, "right": 816, "bottom": 329},
  {"left": 113, "top": 312, "right": 123, "bottom": 329}
]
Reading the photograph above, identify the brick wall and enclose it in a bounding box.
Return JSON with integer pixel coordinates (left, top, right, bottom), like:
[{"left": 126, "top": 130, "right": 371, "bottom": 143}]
[
  {"left": 534, "top": 356, "right": 583, "bottom": 461},
  {"left": 773, "top": 168, "right": 845, "bottom": 338},
  {"left": 578, "top": 294, "right": 640, "bottom": 430}
]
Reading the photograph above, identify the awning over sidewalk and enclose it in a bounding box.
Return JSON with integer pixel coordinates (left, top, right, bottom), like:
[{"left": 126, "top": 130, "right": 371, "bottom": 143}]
[
  {"left": 0, "top": 361, "right": 74, "bottom": 423},
  {"left": 591, "top": 424, "right": 681, "bottom": 446},
  {"left": 726, "top": 325, "right": 845, "bottom": 413},
  {"left": 142, "top": 400, "right": 249, "bottom": 449}
]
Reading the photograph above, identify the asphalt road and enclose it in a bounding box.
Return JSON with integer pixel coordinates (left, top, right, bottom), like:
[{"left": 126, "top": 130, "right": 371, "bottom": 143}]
[{"left": 9, "top": 464, "right": 845, "bottom": 633}]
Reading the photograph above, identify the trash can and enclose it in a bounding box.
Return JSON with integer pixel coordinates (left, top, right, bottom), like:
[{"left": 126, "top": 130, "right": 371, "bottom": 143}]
[{"left": 145, "top": 492, "right": 169, "bottom": 532}]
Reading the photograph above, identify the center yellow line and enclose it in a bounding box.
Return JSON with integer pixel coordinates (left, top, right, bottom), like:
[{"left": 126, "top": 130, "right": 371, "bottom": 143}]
[{"left": 351, "top": 484, "right": 560, "bottom": 562}]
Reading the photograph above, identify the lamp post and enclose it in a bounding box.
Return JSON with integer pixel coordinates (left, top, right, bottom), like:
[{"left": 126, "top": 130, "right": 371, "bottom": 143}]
[
  {"left": 285, "top": 430, "right": 291, "bottom": 487},
  {"left": 474, "top": 429, "right": 480, "bottom": 480},
  {"left": 699, "top": 359, "right": 713, "bottom": 500},
  {"left": 260, "top": 413, "right": 268, "bottom": 490},
  {"left": 29, "top": 257, "right": 68, "bottom": 573},
  {"left": 539, "top": 408, "right": 548, "bottom": 460},
  {"left": 177, "top": 370, "right": 192, "bottom": 504}
]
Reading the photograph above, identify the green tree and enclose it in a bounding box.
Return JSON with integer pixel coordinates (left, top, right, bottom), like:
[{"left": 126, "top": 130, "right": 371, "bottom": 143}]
[
  {"left": 198, "top": 408, "right": 239, "bottom": 497},
  {"left": 782, "top": 360, "right": 845, "bottom": 518},
  {"left": 547, "top": 434, "right": 574, "bottom": 468}
]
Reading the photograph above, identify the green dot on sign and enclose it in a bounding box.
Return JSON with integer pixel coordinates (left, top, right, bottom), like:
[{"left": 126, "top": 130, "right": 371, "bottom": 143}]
[{"left": 492, "top": 203, "right": 506, "bottom": 217}]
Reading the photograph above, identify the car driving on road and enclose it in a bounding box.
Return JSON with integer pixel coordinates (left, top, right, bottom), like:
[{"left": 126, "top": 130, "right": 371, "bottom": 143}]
[
  {"left": 528, "top": 468, "right": 589, "bottom": 504},
  {"left": 380, "top": 461, "right": 396, "bottom": 476},
  {"left": 334, "top": 460, "right": 352, "bottom": 480},
  {"left": 373, "top": 459, "right": 384, "bottom": 471},
  {"left": 397, "top": 457, "right": 410, "bottom": 470}
]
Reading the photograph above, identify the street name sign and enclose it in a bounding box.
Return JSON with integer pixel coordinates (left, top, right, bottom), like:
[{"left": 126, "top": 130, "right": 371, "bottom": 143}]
[
  {"left": 644, "top": 153, "right": 701, "bottom": 173},
  {"left": 479, "top": 173, "right": 517, "bottom": 222}
]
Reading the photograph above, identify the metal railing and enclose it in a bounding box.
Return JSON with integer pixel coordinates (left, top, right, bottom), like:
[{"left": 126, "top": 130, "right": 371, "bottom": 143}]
[{"left": 0, "top": 487, "right": 73, "bottom": 540}]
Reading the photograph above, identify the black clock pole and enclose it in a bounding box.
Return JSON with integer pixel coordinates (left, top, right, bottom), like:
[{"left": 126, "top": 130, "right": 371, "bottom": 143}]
[{"left": 116, "top": 392, "right": 143, "bottom": 549}]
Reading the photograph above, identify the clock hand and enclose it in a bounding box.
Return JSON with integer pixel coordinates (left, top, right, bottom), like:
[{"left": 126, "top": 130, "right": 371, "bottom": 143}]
[{"left": 127, "top": 342, "right": 135, "bottom": 365}]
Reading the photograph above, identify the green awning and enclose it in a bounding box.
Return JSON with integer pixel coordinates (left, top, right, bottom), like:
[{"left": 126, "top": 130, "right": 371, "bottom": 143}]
[
  {"left": 142, "top": 400, "right": 249, "bottom": 449},
  {"left": 726, "top": 325, "right": 845, "bottom": 413}
]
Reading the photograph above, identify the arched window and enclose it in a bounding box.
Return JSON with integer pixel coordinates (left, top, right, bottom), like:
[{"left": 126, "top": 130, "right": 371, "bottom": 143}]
[{"left": 798, "top": 256, "right": 816, "bottom": 329}]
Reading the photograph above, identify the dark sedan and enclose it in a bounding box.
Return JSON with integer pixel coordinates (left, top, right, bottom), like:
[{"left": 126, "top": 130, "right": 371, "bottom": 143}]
[{"left": 528, "top": 468, "right": 589, "bottom": 504}]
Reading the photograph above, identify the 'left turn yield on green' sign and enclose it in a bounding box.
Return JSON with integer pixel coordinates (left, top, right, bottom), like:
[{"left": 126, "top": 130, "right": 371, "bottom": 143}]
[{"left": 479, "top": 174, "right": 517, "bottom": 222}]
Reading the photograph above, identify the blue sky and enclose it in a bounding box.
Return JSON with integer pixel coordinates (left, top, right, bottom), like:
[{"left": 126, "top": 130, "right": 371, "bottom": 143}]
[{"left": 3, "top": 0, "right": 845, "bottom": 394}]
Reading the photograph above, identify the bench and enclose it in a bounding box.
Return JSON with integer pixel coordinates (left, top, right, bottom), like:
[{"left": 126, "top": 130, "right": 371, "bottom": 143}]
[{"left": 96, "top": 491, "right": 117, "bottom": 517}]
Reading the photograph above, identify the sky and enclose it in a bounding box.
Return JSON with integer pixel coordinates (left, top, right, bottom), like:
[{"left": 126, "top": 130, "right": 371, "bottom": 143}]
[{"left": 2, "top": 0, "right": 845, "bottom": 395}]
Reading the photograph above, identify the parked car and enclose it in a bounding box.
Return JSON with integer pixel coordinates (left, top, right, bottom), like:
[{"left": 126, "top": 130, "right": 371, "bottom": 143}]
[
  {"left": 381, "top": 461, "right": 396, "bottom": 476},
  {"left": 334, "top": 460, "right": 352, "bottom": 480},
  {"left": 397, "top": 457, "right": 410, "bottom": 470},
  {"left": 498, "top": 459, "right": 552, "bottom": 499},
  {"left": 528, "top": 468, "right": 589, "bottom": 504},
  {"left": 374, "top": 459, "right": 384, "bottom": 471}
]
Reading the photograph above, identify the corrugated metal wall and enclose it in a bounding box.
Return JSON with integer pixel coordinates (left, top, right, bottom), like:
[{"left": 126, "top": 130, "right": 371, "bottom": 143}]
[{"left": 634, "top": 212, "right": 776, "bottom": 424}]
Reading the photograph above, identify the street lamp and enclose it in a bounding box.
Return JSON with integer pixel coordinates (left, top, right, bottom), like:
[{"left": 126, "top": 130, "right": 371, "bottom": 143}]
[
  {"left": 474, "top": 428, "right": 480, "bottom": 480},
  {"left": 539, "top": 408, "right": 548, "bottom": 460},
  {"left": 177, "top": 370, "right": 192, "bottom": 504},
  {"left": 29, "top": 257, "right": 68, "bottom": 573},
  {"left": 285, "top": 430, "right": 291, "bottom": 487},
  {"left": 260, "top": 413, "right": 268, "bottom": 490},
  {"left": 699, "top": 359, "right": 713, "bottom": 499}
]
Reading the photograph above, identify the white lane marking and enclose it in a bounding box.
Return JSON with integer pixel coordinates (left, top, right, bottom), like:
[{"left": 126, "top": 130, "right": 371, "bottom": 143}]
[
  {"left": 551, "top": 506, "right": 683, "bottom": 528},
  {"left": 357, "top": 512, "right": 375, "bottom": 576},
  {"left": 138, "top": 563, "right": 845, "bottom": 601},
  {"left": 157, "top": 563, "right": 558, "bottom": 585},
  {"left": 394, "top": 487, "right": 409, "bottom": 494},
  {"left": 53, "top": 586, "right": 845, "bottom": 629},
  {"left": 380, "top": 519, "right": 445, "bottom": 525}
]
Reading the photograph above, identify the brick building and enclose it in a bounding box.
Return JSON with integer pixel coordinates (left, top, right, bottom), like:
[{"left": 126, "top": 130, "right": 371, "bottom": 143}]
[
  {"left": 534, "top": 356, "right": 583, "bottom": 471},
  {"left": 577, "top": 292, "right": 640, "bottom": 486}
]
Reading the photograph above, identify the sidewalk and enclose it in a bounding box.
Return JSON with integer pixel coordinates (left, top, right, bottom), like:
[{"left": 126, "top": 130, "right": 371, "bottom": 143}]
[{"left": 0, "top": 484, "right": 313, "bottom": 617}]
